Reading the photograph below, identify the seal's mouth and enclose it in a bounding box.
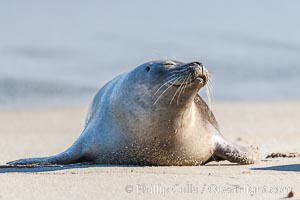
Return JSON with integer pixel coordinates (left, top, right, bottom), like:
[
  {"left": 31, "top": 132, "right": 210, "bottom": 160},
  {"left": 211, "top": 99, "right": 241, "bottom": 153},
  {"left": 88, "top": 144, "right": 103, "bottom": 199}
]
[
  {"left": 196, "top": 76, "right": 207, "bottom": 85},
  {"left": 170, "top": 75, "right": 207, "bottom": 87}
]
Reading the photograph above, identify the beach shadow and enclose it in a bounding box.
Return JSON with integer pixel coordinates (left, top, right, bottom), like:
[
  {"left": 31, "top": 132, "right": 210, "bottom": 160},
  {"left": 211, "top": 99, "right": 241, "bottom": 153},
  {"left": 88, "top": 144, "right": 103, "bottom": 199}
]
[
  {"left": 0, "top": 163, "right": 127, "bottom": 173},
  {"left": 0, "top": 162, "right": 240, "bottom": 173},
  {"left": 252, "top": 164, "right": 300, "bottom": 172}
]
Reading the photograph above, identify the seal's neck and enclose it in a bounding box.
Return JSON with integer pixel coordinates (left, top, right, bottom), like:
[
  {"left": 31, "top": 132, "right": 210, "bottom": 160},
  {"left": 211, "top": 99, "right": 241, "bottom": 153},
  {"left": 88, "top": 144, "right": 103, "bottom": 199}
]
[{"left": 161, "top": 100, "right": 203, "bottom": 136}]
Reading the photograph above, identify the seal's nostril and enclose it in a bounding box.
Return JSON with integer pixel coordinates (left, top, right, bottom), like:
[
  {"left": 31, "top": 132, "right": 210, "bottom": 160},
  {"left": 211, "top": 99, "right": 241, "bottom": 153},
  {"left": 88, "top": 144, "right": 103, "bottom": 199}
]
[{"left": 192, "top": 62, "right": 203, "bottom": 67}]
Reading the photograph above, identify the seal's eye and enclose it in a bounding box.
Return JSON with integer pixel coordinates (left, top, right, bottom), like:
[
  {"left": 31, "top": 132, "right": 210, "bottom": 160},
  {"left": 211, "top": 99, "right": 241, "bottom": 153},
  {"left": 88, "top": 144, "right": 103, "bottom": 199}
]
[
  {"left": 145, "top": 66, "right": 151, "bottom": 72},
  {"left": 163, "top": 61, "right": 176, "bottom": 67}
]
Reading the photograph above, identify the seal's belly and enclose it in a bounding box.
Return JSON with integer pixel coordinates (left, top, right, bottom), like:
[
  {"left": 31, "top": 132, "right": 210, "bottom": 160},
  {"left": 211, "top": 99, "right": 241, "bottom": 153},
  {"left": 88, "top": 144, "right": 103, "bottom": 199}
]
[{"left": 95, "top": 129, "right": 214, "bottom": 166}]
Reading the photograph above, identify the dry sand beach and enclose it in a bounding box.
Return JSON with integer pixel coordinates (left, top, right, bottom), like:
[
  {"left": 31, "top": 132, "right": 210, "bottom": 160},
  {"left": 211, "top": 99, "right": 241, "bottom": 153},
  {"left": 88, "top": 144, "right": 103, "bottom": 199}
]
[{"left": 0, "top": 102, "right": 299, "bottom": 200}]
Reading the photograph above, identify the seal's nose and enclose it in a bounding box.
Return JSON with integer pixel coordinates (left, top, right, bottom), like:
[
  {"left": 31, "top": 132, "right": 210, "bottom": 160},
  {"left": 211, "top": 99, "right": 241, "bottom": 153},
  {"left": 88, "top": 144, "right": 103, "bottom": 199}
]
[
  {"left": 190, "top": 62, "right": 205, "bottom": 76},
  {"left": 189, "top": 62, "right": 208, "bottom": 85}
]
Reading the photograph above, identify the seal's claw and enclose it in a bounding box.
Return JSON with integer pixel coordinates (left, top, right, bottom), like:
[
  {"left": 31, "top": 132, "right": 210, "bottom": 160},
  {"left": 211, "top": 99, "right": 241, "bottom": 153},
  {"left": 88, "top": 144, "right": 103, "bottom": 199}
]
[
  {"left": 225, "top": 145, "right": 260, "bottom": 165},
  {"left": 7, "top": 159, "right": 49, "bottom": 166}
]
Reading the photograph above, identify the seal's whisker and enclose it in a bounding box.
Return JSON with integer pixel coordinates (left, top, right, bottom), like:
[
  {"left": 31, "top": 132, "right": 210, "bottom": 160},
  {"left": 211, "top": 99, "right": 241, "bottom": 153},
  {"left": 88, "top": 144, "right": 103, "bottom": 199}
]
[
  {"left": 176, "top": 86, "right": 183, "bottom": 105},
  {"left": 170, "top": 74, "right": 188, "bottom": 105},
  {"left": 189, "top": 74, "right": 192, "bottom": 87},
  {"left": 208, "top": 73, "right": 215, "bottom": 83},
  {"left": 153, "top": 77, "right": 181, "bottom": 105},
  {"left": 154, "top": 76, "right": 180, "bottom": 96},
  {"left": 166, "top": 73, "right": 183, "bottom": 79},
  {"left": 177, "top": 74, "right": 191, "bottom": 105},
  {"left": 169, "top": 70, "right": 189, "bottom": 78},
  {"left": 171, "top": 68, "right": 188, "bottom": 73},
  {"left": 205, "top": 86, "right": 212, "bottom": 109},
  {"left": 169, "top": 80, "right": 184, "bottom": 105},
  {"left": 182, "top": 73, "right": 191, "bottom": 94},
  {"left": 208, "top": 80, "right": 215, "bottom": 100},
  {"left": 155, "top": 70, "right": 192, "bottom": 105},
  {"left": 205, "top": 80, "right": 214, "bottom": 110},
  {"left": 176, "top": 75, "right": 189, "bottom": 105},
  {"left": 167, "top": 74, "right": 179, "bottom": 79},
  {"left": 208, "top": 77, "right": 215, "bottom": 83},
  {"left": 176, "top": 83, "right": 185, "bottom": 105},
  {"left": 169, "top": 69, "right": 189, "bottom": 75},
  {"left": 208, "top": 71, "right": 215, "bottom": 77}
]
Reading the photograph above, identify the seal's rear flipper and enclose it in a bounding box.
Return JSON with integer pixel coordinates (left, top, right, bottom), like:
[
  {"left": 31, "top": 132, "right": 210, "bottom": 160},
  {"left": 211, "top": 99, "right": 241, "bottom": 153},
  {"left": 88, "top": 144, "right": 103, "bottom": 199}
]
[
  {"left": 211, "top": 134, "right": 260, "bottom": 165},
  {"left": 7, "top": 141, "right": 88, "bottom": 166},
  {"left": 7, "top": 150, "right": 86, "bottom": 166},
  {"left": 7, "top": 154, "right": 81, "bottom": 166}
]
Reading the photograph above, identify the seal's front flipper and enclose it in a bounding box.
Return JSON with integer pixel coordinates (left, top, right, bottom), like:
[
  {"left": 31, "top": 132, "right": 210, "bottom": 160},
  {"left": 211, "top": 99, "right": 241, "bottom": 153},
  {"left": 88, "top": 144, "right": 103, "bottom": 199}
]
[{"left": 211, "top": 134, "right": 260, "bottom": 165}]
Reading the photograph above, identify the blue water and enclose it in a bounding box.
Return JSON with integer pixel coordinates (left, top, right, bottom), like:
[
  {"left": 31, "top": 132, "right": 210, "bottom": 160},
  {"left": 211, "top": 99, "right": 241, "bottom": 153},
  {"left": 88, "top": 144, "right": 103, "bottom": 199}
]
[{"left": 0, "top": 0, "right": 300, "bottom": 108}]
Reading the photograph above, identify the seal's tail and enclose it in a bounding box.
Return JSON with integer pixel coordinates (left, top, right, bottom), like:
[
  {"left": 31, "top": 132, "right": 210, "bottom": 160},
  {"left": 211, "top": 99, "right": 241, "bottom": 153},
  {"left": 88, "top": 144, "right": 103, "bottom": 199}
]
[{"left": 7, "top": 141, "right": 86, "bottom": 166}]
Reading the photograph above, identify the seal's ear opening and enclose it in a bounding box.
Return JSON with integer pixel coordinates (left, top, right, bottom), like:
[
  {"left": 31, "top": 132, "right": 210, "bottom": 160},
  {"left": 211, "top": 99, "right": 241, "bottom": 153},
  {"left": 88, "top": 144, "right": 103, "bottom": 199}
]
[{"left": 145, "top": 66, "right": 151, "bottom": 72}]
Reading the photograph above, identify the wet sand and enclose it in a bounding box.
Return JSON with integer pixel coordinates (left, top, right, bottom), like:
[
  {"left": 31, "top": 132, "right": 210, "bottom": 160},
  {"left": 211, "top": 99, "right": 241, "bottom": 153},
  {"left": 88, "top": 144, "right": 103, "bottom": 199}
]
[{"left": 0, "top": 102, "right": 299, "bottom": 200}]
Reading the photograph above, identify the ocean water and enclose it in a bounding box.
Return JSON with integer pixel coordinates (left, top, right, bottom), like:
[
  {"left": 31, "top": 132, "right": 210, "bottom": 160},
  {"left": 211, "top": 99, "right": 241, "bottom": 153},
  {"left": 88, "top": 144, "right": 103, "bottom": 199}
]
[{"left": 0, "top": 0, "right": 300, "bottom": 108}]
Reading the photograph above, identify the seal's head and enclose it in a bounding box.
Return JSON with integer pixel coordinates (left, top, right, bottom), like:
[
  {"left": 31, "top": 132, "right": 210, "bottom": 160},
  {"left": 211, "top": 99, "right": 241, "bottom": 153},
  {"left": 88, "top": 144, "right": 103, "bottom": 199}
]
[{"left": 123, "top": 60, "right": 209, "bottom": 108}]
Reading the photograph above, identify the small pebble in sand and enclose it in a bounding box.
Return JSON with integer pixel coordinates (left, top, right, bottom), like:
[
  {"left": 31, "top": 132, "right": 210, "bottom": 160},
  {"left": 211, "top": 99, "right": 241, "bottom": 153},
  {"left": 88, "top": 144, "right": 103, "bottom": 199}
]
[{"left": 287, "top": 190, "right": 294, "bottom": 198}]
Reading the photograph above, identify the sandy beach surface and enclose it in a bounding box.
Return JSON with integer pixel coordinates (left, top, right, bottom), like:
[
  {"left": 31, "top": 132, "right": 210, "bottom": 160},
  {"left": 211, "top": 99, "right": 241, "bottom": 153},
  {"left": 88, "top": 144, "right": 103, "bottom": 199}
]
[{"left": 0, "top": 102, "right": 299, "bottom": 200}]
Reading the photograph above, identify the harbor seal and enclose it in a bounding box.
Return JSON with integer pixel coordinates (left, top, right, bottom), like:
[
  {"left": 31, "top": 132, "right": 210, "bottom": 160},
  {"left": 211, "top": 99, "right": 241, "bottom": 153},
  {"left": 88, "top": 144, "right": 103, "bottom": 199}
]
[{"left": 7, "top": 60, "right": 259, "bottom": 166}]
